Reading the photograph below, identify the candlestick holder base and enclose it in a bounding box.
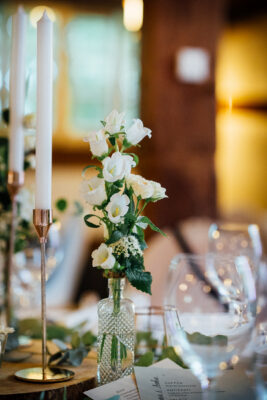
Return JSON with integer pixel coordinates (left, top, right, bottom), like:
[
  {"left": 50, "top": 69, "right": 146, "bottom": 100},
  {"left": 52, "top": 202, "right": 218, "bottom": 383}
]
[
  {"left": 14, "top": 367, "right": 74, "bottom": 383},
  {"left": 14, "top": 209, "right": 75, "bottom": 383}
]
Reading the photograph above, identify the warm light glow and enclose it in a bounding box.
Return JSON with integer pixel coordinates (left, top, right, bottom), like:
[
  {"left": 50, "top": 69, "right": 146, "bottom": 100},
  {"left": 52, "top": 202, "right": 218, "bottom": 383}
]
[
  {"left": 216, "top": 110, "right": 267, "bottom": 215},
  {"left": 179, "top": 283, "right": 188, "bottom": 292},
  {"left": 231, "top": 355, "right": 239, "bottom": 365},
  {"left": 123, "top": 0, "right": 143, "bottom": 32},
  {"left": 30, "top": 6, "right": 56, "bottom": 28},
  {"left": 219, "top": 362, "right": 228, "bottom": 370}
]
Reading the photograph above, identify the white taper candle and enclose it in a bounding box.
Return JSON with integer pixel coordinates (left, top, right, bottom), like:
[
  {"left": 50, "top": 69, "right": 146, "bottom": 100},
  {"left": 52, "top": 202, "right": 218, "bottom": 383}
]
[
  {"left": 35, "top": 11, "right": 53, "bottom": 209},
  {"left": 8, "top": 6, "right": 26, "bottom": 172}
]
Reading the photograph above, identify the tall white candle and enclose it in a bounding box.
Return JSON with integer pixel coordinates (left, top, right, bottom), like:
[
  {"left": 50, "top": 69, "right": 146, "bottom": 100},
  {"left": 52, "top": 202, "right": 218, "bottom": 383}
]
[
  {"left": 35, "top": 11, "right": 53, "bottom": 209},
  {"left": 8, "top": 6, "right": 26, "bottom": 172}
]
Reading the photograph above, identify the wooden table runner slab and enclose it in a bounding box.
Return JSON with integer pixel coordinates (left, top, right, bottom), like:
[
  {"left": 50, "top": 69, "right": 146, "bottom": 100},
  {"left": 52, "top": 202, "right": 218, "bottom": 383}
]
[{"left": 0, "top": 341, "right": 97, "bottom": 400}]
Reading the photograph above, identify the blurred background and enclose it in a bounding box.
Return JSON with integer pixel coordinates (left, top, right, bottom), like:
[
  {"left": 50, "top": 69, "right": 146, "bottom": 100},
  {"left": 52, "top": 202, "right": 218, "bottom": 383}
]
[{"left": 0, "top": 0, "right": 266, "bottom": 307}]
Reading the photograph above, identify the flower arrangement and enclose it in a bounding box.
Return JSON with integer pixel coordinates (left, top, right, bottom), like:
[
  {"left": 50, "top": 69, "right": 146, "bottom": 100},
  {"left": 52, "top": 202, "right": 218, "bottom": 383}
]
[{"left": 81, "top": 110, "right": 167, "bottom": 295}]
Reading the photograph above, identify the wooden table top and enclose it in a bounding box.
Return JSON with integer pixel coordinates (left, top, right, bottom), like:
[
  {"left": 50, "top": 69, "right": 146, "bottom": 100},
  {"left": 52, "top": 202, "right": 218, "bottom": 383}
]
[{"left": 0, "top": 340, "right": 97, "bottom": 400}]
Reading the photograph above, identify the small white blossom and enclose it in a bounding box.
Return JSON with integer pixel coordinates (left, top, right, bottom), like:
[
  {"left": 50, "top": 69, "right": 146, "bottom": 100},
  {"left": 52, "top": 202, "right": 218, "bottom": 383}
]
[
  {"left": 104, "top": 110, "right": 125, "bottom": 134},
  {"left": 92, "top": 243, "right": 115, "bottom": 269},
  {"left": 126, "top": 174, "right": 154, "bottom": 199},
  {"left": 125, "top": 119, "right": 152, "bottom": 145},
  {"left": 111, "top": 235, "right": 143, "bottom": 258},
  {"left": 102, "top": 152, "right": 135, "bottom": 183},
  {"left": 106, "top": 193, "right": 130, "bottom": 224},
  {"left": 150, "top": 180, "right": 167, "bottom": 201},
  {"left": 84, "top": 129, "right": 108, "bottom": 157},
  {"left": 80, "top": 176, "right": 107, "bottom": 206}
]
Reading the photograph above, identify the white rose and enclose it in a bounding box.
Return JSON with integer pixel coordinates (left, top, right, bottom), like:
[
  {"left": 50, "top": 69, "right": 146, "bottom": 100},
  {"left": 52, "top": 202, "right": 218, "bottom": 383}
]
[
  {"left": 18, "top": 188, "right": 35, "bottom": 221},
  {"left": 92, "top": 243, "right": 115, "bottom": 269},
  {"left": 84, "top": 129, "right": 108, "bottom": 157},
  {"left": 126, "top": 174, "right": 154, "bottom": 199},
  {"left": 80, "top": 176, "right": 107, "bottom": 206},
  {"left": 104, "top": 110, "right": 125, "bottom": 134},
  {"left": 106, "top": 193, "right": 130, "bottom": 224},
  {"left": 102, "top": 152, "right": 135, "bottom": 183},
  {"left": 150, "top": 180, "right": 167, "bottom": 201},
  {"left": 125, "top": 119, "right": 152, "bottom": 145}
]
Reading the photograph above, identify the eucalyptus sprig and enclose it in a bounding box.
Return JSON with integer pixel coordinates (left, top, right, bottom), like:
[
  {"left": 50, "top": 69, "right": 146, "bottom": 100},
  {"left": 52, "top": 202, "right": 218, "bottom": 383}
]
[{"left": 48, "top": 331, "right": 96, "bottom": 367}]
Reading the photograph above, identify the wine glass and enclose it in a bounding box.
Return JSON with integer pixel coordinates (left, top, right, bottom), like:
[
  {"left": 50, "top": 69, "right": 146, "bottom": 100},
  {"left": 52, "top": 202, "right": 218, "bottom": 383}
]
[
  {"left": 164, "top": 253, "right": 256, "bottom": 399},
  {"left": 208, "top": 222, "right": 262, "bottom": 272}
]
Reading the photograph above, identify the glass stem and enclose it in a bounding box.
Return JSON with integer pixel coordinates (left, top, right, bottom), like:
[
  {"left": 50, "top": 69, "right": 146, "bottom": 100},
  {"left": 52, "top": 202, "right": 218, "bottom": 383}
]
[{"left": 202, "top": 380, "right": 216, "bottom": 400}]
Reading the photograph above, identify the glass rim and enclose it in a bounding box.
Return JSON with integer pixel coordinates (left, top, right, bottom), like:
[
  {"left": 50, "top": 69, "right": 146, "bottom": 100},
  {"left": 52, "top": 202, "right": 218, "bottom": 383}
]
[
  {"left": 170, "top": 252, "right": 246, "bottom": 266},
  {"left": 209, "top": 221, "right": 260, "bottom": 233}
]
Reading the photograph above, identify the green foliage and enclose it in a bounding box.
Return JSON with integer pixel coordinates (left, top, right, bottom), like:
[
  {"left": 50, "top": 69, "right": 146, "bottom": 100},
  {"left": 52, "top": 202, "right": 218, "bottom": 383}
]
[
  {"left": 126, "top": 265, "right": 152, "bottom": 294},
  {"left": 48, "top": 330, "right": 97, "bottom": 367},
  {"left": 135, "top": 351, "right": 154, "bottom": 366},
  {"left": 159, "top": 347, "right": 188, "bottom": 369},
  {"left": 84, "top": 214, "right": 101, "bottom": 228},
  {"left": 186, "top": 332, "right": 228, "bottom": 346},
  {"left": 138, "top": 216, "right": 167, "bottom": 237},
  {"left": 18, "top": 318, "right": 73, "bottom": 341},
  {"left": 135, "top": 330, "right": 188, "bottom": 369},
  {"left": 55, "top": 198, "right": 68, "bottom": 212}
]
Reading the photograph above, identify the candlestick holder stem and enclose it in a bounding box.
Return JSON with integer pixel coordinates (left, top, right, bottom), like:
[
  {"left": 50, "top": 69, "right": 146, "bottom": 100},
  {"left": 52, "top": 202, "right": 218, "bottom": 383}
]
[
  {"left": 5, "top": 171, "right": 24, "bottom": 326},
  {"left": 40, "top": 240, "right": 47, "bottom": 376},
  {"left": 14, "top": 209, "right": 74, "bottom": 383}
]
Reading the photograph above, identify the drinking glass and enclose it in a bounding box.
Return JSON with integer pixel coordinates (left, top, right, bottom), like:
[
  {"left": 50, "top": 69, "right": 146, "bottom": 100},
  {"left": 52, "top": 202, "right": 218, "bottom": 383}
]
[
  {"left": 208, "top": 222, "right": 262, "bottom": 271},
  {"left": 164, "top": 253, "right": 256, "bottom": 399},
  {"left": 254, "top": 344, "right": 267, "bottom": 399}
]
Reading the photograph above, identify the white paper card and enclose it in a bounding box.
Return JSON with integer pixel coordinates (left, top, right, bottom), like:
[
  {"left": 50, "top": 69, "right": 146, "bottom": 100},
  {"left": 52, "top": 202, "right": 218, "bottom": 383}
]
[
  {"left": 135, "top": 366, "right": 254, "bottom": 400},
  {"left": 84, "top": 375, "right": 139, "bottom": 400},
  {"left": 83, "top": 359, "right": 179, "bottom": 400}
]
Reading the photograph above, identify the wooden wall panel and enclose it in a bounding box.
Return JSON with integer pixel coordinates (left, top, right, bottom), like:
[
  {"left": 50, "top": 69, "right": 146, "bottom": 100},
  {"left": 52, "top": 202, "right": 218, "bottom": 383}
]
[{"left": 140, "top": 0, "right": 224, "bottom": 228}]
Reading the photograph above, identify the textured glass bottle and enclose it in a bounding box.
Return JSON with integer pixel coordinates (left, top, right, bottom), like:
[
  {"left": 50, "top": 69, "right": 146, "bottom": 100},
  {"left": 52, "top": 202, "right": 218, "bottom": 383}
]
[{"left": 97, "top": 278, "right": 135, "bottom": 385}]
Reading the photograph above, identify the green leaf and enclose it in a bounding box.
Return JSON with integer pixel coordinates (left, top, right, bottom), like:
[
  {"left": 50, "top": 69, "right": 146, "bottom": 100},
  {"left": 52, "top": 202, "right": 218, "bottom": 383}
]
[
  {"left": 159, "top": 346, "right": 188, "bottom": 369},
  {"left": 68, "top": 348, "right": 88, "bottom": 366},
  {"left": 74, "top": 200, "right": 83, "bottom": 215},
  {"left": 135, "top": 351, "right": 154, "bottom": 366},
  {"left": 82, "top": 165, "right": 101, "bottom": 178},
  {"left": 71, "top": 332, "right": 81, "bottom": 349},
  {"left": 99, "top": 333, "right": 106, "bottom": 361},
  {"left": 48, "top": 350, "right": 63, "bottom": 365},
  {"left": 105, "top": 230, "right": 123, "bottom": 245},
  {"left": 128, "top": 153, "right": 139, "bottom": 166},
  {"left": 109, "top": 137, "right": 116, "bottom": 146},
  {"left": 120, "top": 342, "right": 128, "bottom": 361},
  {"left": 2, "top": 108, "right": 9, "bottom": 124},
  {"left": 122, "top": 138, "right": 132, "bottom": 149},
  {"left": 55, "top": 198, "right": 68, "bottom": 212},
  {"left": 84, "top": 214, "right": 100, "bottom": 228},
  {"left": 186, "top": 332, "right": 228, "bottom": 346},
  {"left": 101, "top": 120, "right": 106, "bottom": 127},
  {"left": 81, "top": 331, "right": 96, "bottom": 346},
  {"left": 126, "top": 266, "right": 152, "bottom": 294},
  {"left": 138, "top": 216, "right": 166, "bottom": 237}
]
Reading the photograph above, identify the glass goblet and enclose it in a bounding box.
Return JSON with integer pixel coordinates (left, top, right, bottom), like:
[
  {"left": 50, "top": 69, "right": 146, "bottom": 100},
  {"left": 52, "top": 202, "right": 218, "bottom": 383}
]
[{"left": 164, "top": 253, "right": 256, "bottom": 399}]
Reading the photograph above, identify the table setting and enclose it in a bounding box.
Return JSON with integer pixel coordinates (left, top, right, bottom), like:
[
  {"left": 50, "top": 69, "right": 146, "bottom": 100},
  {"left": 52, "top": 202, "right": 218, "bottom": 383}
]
[{"left": 0, "top": 3, "right": 267, "bottom": 400}]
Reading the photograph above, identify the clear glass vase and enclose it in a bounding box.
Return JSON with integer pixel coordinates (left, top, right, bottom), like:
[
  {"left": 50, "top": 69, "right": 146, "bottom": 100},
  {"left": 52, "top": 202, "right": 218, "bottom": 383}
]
[{"left": 97, "top": 277, "right": 135, "bottom": 385}]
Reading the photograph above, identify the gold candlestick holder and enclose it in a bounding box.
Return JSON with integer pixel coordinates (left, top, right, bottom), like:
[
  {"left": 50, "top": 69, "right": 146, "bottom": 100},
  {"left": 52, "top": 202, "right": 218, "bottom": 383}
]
[
  {"left": 15, "top": 209, "right": 74, "bottom": 383},
  {"left": 5, "top": 170, "right": 24, "bottom": 326}
]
